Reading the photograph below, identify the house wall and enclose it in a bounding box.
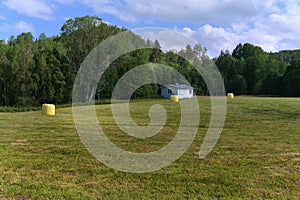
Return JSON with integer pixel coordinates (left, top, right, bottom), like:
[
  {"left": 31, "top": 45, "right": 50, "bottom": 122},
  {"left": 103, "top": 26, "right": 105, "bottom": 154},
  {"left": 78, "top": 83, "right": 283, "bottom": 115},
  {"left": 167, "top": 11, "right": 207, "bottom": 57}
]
[
  {"left": 161, "top": 87, "right": 168, "bottom": 98},
  {"left": 177, "top": 88, "right": 193, "bottom": 99},
  {"left": 161, "top": 86, "right": 193, "bottom": 99},
  {"left": 161, "top": 87, "right": 175, "bottom": 99}
]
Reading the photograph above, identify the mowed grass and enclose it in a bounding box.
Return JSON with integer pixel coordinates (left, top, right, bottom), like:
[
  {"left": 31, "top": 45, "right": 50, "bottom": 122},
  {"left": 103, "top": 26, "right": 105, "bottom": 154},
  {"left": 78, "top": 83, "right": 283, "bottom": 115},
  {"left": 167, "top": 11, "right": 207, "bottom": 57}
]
[{"left": 0, "top": 97, "right": 300, "bottom": 199}]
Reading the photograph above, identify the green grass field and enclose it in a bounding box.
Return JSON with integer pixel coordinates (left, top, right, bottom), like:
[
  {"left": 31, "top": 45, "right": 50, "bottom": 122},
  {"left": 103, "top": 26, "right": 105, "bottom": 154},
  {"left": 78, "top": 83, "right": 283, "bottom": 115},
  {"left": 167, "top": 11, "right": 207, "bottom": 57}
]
[{"left": 0, "top": 97, "right": 299, "bottom": 199}]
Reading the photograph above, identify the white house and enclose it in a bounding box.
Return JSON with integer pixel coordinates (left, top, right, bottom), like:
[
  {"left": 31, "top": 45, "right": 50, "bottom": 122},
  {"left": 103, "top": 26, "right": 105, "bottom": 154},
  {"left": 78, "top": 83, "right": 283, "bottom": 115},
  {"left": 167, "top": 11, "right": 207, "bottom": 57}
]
[{"left": 161, "top": 83, "right": 194, "bottom": 99}]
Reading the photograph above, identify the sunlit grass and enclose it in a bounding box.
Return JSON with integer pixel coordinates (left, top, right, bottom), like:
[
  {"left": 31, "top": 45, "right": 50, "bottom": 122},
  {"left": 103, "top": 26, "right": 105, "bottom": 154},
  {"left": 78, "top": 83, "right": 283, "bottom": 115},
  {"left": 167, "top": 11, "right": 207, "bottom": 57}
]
[{"left": 0, "top": 97, "right": 299, "bottom": 199}]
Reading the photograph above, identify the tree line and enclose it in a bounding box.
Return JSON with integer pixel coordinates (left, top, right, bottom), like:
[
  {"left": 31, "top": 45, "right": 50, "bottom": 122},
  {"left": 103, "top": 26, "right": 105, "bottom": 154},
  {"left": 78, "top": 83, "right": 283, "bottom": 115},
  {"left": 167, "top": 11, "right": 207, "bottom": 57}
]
[
  {"left": 0, "top": 16, "right": 300, "bottom": 107},
  {"left": 215, "top": 43, "right": 300, "bottom": 96}
]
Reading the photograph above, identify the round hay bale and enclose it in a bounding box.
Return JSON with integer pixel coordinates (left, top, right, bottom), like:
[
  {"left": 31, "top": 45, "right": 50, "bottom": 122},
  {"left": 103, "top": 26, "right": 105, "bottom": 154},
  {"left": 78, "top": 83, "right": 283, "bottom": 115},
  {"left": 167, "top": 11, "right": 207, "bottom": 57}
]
[
  {"left": 42, "top": 104, "right": 55, "bottom": 116},
  {"left": 227, "top": 93, "right": 234, "bottom": 99},
  {"left": 170, "top": 95, "right": 179, "bottom": 102}
]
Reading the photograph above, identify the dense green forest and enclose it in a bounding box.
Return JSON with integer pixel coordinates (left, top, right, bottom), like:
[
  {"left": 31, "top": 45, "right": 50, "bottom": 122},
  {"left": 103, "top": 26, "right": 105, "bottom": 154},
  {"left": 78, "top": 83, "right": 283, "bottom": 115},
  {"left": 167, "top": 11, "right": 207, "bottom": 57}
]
[
  {"left": 0, "top": 16, "right": 300, "bottom": 107},
  {"left": 215, "top": 45, "right": 300, "bottom": 96}
]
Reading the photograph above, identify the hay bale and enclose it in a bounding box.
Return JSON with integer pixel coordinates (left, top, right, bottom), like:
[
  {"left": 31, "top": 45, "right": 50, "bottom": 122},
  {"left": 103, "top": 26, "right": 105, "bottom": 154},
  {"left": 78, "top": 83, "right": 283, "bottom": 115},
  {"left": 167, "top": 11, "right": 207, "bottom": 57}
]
[
  {"left": 42, "top": 104, "right": 55, "bottom": 116},
  {"left": 227, "top": 93, "right": 234, "bottom": 98},
  {"left": 170, "top": 95, "right": 179, "bottom": 102}
]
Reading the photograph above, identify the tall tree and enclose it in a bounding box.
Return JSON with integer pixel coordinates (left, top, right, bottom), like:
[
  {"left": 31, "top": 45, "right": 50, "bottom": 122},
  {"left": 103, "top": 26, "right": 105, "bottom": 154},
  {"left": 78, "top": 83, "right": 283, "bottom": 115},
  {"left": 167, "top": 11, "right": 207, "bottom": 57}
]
[
  {"left": 283, "top": 60, "right": 300, "bottom": 96},
  {"left": 61, "top": 15, "right": 121, "bottom": 73}
]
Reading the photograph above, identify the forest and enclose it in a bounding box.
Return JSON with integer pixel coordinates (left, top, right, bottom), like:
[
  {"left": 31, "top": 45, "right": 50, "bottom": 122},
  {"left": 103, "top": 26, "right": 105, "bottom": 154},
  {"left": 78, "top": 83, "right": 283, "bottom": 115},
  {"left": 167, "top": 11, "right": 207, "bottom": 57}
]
[{"left": 0, "top": 15, "right": 300, "bottom": 107}]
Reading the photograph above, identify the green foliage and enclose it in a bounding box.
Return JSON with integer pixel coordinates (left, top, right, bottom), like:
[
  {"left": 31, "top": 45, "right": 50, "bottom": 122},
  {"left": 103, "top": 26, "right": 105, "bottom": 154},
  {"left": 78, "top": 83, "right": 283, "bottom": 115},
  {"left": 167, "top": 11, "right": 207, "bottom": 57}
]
[
  {"left": 283, "top": 60, "right": 300, "bottom": 96},
  {"left": 1, "top": 16, "right": 300, "bottom": 107},
  {"left": 0, "top": 16, "right": 122, "bottom": 106},
  {"left": 215, "top": 43, "right": 297, "bottom": 96}
]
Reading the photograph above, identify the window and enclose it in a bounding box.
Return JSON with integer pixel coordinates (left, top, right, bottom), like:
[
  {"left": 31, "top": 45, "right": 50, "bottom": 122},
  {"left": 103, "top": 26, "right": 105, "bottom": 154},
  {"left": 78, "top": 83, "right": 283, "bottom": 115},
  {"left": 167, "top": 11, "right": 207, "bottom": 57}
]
[
  {"left": 168, "top": 89, "right": 172, "bottom": 94},
  {"left": 189, "top": 89, "right": 192, "bottom": 94}
]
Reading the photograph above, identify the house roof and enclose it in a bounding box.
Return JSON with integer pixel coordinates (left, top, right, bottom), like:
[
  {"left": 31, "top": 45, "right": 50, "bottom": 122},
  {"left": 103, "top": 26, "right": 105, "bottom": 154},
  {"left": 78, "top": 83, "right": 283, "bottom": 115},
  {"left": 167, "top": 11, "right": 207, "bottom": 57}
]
[{"left": 164, "top": 83, "right": 193, "bottom": 89}]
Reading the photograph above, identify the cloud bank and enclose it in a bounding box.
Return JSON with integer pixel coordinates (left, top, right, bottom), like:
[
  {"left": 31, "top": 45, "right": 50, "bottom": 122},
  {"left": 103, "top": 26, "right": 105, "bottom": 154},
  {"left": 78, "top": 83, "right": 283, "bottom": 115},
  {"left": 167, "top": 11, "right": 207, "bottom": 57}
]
[{"left": 1, "top": 0, "right": 299, "bottom": 57}]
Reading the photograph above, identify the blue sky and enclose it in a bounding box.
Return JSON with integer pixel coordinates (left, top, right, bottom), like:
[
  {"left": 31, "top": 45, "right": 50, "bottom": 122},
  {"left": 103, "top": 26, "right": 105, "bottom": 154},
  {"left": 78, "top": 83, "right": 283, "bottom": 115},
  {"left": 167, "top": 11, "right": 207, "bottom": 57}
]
[{"left": 0, "top": 0, "right": 299, "bottom": 57}]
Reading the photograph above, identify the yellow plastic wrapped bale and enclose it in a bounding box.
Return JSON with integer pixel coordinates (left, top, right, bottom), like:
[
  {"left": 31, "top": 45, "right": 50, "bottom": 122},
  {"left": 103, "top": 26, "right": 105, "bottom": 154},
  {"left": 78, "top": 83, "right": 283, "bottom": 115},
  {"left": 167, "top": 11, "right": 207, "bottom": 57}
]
[
  {"left": 42, "top": 104, "right": 55, "bottom": 116},
  {"left": 227, "top": 93, "right": 234, "bottom": 99},
  {"left": 170, "top": 95, "right": 179, "bottom": 102}
]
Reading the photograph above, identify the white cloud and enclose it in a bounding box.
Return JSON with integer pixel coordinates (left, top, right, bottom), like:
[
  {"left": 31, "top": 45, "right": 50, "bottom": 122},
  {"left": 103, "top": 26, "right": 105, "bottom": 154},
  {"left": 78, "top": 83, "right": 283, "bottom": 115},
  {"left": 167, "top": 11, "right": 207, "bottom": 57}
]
[
  {"left": 133, "top": 28, "right": 197, "bottom": 52},
  {"left": 81, "top": 0, "right": 137, "bottom": 22},
  {"left": 173, "top": 0, "right": 300, "bottom": 57},
  {"left": 54, "top": 0, "right": 76, "bottom": 5},
  {"left": 179, "top": 22, "right": 285, "bottom": 57},
  {"left": 180, "top": 25, "right": 240, "bottom": 57},
  {"left": 231, "top": 23, "right": 250, "bottom": 33},
  {"left": 0, "top": 21, "right": 34, "bottom": 34},
  {"left": 82, "top": 0, "right": 258, "bottom": 25},
  {"left": 1, "top": 0, "right": 300, "bottom": 57},
  {"left": 3, "top": 0, "right": 54, "bottom": 20},
  {"left": 132, "top": 0, "right": 257, "bottom": 24},
  {"left": 14, "top": 21, "right": 35, "bottom": 33},
  {"left": 78, "top": 0, "right": 300, "bottom": 57}
]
